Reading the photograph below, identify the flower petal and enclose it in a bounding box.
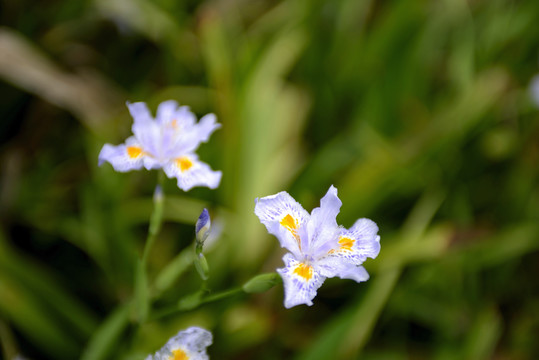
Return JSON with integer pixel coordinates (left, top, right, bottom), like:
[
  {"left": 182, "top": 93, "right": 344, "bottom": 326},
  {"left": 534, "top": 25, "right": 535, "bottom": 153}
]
[
  {"left": 98, "top": 137, "right": 146, "bottom": 172},
  {"left": 163, "top": 155, "right": 222, "bottom": 191},
  {"left": 175, "top": 113, "right": 221, "bottom": 154},
  {"left": 307, "top": 185, "right": 342, "bottom": 253},
  {"left": 330, "top": 218, "right": 381, "bottom": 265},
  {"left": 277, "top": 253, "right": 326, "bottom": 309},
  {"left": 155, "top": 100, "right": 178, "bottom": 124},
  {"left": 254, "top": 191, "right": 310, "bottom": 257},
  {"left": 132, "top": 116, "right": 162, "bottom": 159},
  {"left": 316, "top": 256, "right": 370, "bottom": 282},
  {"left": 127, "top": 101, "right": 153, "bottom": 125},
  {"left": 194, "top": 113, "right": 221, "bottom": 143}
]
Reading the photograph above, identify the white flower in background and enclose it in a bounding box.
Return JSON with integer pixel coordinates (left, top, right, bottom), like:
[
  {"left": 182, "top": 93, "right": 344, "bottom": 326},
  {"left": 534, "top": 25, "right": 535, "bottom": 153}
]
[
  {"left": 98, "top": 100, "right": 222, "bottom": 191},
  {"left": 255, "top": 185, "right": 380, "bottom": 308},
  {"left": 146, "top": 327, "right": 212, "bottom": 360},
  {"left": 530, "top": 74, "right": 539, "bottom": 107}
]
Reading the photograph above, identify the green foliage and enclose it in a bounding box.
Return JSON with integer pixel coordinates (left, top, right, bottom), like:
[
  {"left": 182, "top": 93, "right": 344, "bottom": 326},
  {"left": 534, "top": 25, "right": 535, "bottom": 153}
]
[{"left": 1, "top": 0, "right": 539, "bottom": 359}]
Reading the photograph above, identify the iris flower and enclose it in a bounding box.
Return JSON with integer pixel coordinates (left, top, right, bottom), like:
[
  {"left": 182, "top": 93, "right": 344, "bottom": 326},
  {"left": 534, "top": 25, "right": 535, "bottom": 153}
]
[
  {"left": 98, "top": 100, "right": 222, "bottom": 191},
  {"left": 146, "top": 327, "right": 212, "bottom": 360},
  {"left": 254, "top": 185, "right": 380, "bottom": 308}
]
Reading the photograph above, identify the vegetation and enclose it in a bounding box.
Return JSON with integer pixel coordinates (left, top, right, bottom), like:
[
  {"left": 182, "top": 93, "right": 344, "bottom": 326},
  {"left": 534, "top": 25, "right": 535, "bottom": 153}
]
[{"left": 1, "top": 0, "right": 539, "bottom": 359}]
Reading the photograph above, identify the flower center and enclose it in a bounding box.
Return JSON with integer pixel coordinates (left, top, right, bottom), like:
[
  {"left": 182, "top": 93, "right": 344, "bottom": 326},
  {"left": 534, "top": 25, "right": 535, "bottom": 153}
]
[
  {"left": 126, "top": 146, "right": 143, "bottom": 158},
  {"left": 169, "top": 349, "right": 189, "bottom": 360},
  {"left": 293, "top": 263, "right": 313, "bottom": 281}
]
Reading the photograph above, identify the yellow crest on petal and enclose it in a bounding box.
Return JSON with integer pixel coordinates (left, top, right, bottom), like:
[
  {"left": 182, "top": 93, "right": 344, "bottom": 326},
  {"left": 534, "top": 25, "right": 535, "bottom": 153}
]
[
  {"left": 126, "top": 146, "right": 143, "bottom": 158},
  {"left": 176, "top": 157, "right": 193, "bottom": 172},
  {"left": 169, "top": 349, "right": 189, "bottom": 360},
  {"left": 293, "top": 263, "right": 313, "bottom": 281},
  {"left": 280, "top": 214, "right": 302, "bottom": 250},
  {"left": 337, "top": 236, "right": 355, "bottom": 252},
  {"left": 280, "top": 214, "right": 298, "bottom": 232},
  {"left": 329, "top": 236, "right": 355, "bottom": 254}
]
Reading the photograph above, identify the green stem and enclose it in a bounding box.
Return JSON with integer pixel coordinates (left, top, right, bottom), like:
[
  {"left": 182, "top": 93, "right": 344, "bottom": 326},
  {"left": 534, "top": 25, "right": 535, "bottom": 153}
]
[
  {"left": 150, "top": 287, "right": 243, "bottom": 321},
  {"left": 141, "top": 171, "right": 165, "bottom": 266},
  {"left": 202, "top": 287, "right": 243, "bottom": 304},
  {"left": 149, "top": 273, "right": 282, "bottom": 321},
  {"left": 135, "top": 171, "right": 165, "bottom": 323}
]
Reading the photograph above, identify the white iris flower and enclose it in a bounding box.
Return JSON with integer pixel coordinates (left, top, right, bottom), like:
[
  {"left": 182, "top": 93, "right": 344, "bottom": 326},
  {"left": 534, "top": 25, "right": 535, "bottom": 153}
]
[
  {"left": 255, "top": 185, "right": 381, "bottom": 308},
  {"left": 98, "top": 100, "right": 222, "bottom": 191},
  {"left": 531, "top": 74, "right": 539, "bottom": 108},
  {"left": 146, "top": 326, "right": 212, "bottom": 360}
]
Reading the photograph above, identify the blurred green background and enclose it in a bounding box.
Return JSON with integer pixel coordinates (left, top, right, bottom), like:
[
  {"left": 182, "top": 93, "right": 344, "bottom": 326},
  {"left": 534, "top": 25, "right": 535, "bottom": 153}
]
[{"left": 1, "top": 0, "right": 539, "bottom": 359}]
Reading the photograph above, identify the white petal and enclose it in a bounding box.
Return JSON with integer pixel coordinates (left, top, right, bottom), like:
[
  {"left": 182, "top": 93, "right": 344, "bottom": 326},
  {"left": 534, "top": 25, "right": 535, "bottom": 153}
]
[
  {"left": 277, "top": 253, "right": 326, "bottom": 309},
  {"left": 316, "top": 257, "right": 370, "bottom": 282},
  {"left": 195, "top": 113, "right": 221, "bottom": 143},
  {"left": 254, "top": 191, "right": 310, "bottom": 257},
  {"left": 154, "top": 327, "right": 212, "bottom": 360},
  {"left": 126, "top": 101, "right": 153, "bottom": 125},
  {"left": 176, "top": 113, "right": 221, "bottom": 154},
  {"left": 168, "top": 327, "right": 212, "bottom": 358},
  {"left": 307, "top": 185, "right": 342, "bottom": 253},
  {"left": 330, "top": 218, "right": 380, "bottom": 265},
  {"left": 163, "top": 155, "right": 222, "bottom": 191},
  {"left": 132, "top": 117, "right": 162, "bottom": 158},
  {"left": 174, "top": 105, "right": 197, "bottom": 129},
  {"left": 155, "top": 100, "right": 179, "bottom": 125},
  {"left": 98, "top": 138, "right": 146, "bottom": 172}
]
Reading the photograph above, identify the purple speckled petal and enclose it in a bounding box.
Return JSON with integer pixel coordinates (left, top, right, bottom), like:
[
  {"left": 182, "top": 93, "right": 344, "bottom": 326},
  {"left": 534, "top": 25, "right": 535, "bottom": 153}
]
[
  {"left": 277, "top": 253, "right": 326, "bottom": 309},
  {"left": 328, "top": 218, "right": 380, "bottom": 265},
  {"left": 254, "top": 191, "right": 310, "bottom": 258}
]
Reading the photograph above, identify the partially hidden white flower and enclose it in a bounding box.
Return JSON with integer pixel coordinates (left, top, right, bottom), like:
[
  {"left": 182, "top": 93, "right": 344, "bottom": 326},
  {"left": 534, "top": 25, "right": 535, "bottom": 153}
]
[
  {"left": 146, "top": 326, "right": 212, "bottom": 360},
  {"left": 531, "top": 74, "right": 539, "bottom": 108},
  {"left": 98, "top": 100, "right": 222, "bottom": 191},
  {"left": 254, "top": 185, "right": 381, "bottom": 309}
]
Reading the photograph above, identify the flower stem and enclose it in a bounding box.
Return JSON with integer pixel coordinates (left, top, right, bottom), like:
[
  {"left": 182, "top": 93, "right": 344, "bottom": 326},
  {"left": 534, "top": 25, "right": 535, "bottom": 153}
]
[
  {"left": 142, "top": 171, "right": 165, "bottom": 266},
  {"left": 135, "top": 171, "right": 165, "bottom": 323},
  {"left": 149, "top": 273, "right": 281, "bottom": 321}
]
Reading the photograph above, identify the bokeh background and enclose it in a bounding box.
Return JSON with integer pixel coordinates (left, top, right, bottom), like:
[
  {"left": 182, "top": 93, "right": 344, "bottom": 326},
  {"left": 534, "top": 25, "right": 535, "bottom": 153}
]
[{"left": 1, "top": 0, "right": 539, "bottom": 359}]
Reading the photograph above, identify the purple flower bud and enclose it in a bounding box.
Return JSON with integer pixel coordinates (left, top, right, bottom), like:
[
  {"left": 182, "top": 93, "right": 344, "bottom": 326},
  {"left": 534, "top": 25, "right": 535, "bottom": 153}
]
[{"left": 196, "top": 208, "right": 211, "bottom": 244}]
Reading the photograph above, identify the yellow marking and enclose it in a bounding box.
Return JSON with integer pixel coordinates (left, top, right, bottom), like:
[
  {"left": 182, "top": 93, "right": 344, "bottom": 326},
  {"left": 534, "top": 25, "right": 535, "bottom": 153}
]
[
  {"left": 280, "top": 214, "right": 301, "bottom": 250},
  {"left": 338, "top": 237, "right": 355, "bottom": 252},
  {"left": 126, "top": 146, "right": 143, "bottom": 158},
  {"left": 293, "top": 263, "right": 313, "bottom": 281},
  {"left": 329, "top": 236, "right": 355, "bottom": 254},
  {"left": 176, "top": 157, "right": 193, "bottom": 172},
  {"left": 169, "top": 349, "right": 188, "bottom": 360},
  {"left": 280, "top": 214, "right": 297, "bottom": 232},
  {"left": 171, "top": 119, "right": 178, "bottom": 128}
]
